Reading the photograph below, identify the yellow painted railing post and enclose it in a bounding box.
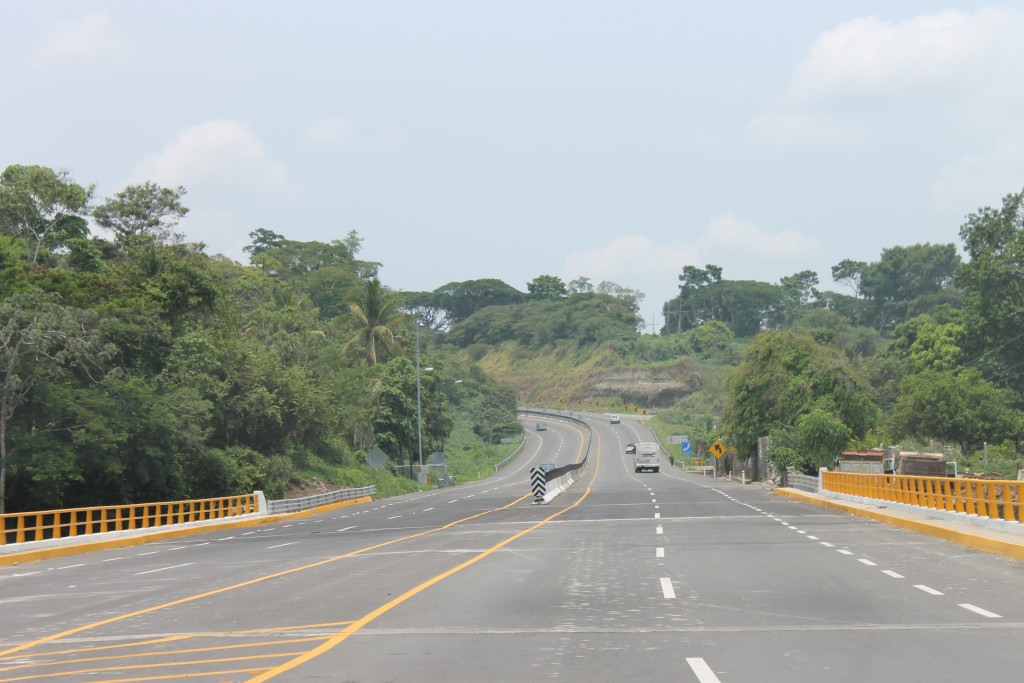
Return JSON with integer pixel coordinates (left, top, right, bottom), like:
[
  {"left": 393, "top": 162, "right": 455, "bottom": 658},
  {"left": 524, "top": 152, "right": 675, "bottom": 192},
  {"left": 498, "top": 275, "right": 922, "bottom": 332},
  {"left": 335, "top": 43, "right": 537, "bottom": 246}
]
[{"left": 16, "top": 514, "right": 27, "bottom": 544}]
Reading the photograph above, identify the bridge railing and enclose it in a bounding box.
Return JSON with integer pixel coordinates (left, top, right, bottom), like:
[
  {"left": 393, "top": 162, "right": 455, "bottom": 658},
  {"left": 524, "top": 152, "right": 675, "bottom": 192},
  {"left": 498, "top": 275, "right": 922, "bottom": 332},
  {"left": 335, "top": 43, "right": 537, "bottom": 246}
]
[
  {"left": 1, "top": 494, "right": 259, "bottom": 546},
  {"left": 822, "top": 471, "right": 1024, "bottom": 524},
  {"left": 266, "top": 486, "right": 375, "bottom": 514}
]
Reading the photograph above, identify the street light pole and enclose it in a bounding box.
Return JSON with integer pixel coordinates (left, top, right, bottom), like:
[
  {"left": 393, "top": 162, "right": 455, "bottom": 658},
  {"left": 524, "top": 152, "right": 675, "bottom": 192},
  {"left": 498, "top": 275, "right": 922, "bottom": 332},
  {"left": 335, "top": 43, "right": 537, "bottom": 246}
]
[{"left": 415, "top": 321, "right": 423, "bottom": 473}]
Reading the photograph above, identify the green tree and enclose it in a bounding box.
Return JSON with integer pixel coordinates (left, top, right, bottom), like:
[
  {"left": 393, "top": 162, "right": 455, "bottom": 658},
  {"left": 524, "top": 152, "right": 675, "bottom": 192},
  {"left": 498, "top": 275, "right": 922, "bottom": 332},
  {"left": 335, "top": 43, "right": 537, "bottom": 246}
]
[
  {"left": 91, "top": 182, "right": 188, "bottom": 244},
  {"left": 890, "top": 369, "right": 1021, "bottom": 457},
  {"left": 345, "top": 278, "right": 404, "bottom": 366},
  {"left": 0, "top": 290, "right": 113, "bottom": 512},
  {"left": 956, "top": 188, "right": 1024, "bottom": 393},
  {"left": 527, "top": 274, "right": 568, "bottom": 301},
  {"left": 0, "top": 164, "right": 93, "bottom": 263},
  {"left": 721, "top": 330, "right": 875, "bottom": 461}
]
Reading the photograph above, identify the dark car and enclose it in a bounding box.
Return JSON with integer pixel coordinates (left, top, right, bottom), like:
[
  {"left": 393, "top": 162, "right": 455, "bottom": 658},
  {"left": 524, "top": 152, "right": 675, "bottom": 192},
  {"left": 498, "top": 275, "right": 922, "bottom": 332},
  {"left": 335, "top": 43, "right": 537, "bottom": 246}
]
[
  {"left": 536, "top": 422, "right": 547, "bottom": 431},
  {"left": 625, "top": 443, "right": 636, "bottom": 455}
]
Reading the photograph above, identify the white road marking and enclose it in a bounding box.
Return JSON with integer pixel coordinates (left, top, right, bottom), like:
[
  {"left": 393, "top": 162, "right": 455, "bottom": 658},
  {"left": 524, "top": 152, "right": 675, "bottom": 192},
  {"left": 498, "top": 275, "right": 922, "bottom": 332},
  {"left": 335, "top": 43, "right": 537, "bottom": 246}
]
[
  {"left": 882, "top": 570, "right": 904, "bottom": 579},
  {"left": 337, "top": 526, "right": 357, "bottom": 532},
  {"left": 807, "top": 536, "right": 818, "bottom": 540},
  {"left": 797, "top": 530, "right": 807, "bottom": 534},
  {"left": 387, "top": 515, "right": 402, "bottom": 520},
  {"left": 660, "top": 577, "right": 676, "bottom": 599},
  {"left": 134, "top": 562, "right": 196, "bottom": 576},
  {"left": 858, "top": 559, "right": 877, "bottom": 566},
  {"left": 422, "top": 508, "right": 434, "bottom": 512},
  {"left": 656, "top": 525, "right": 663, "bottom": 535},
  {"left": 960, "top": 603, "right": 1001, "bottom": 618},
  {"left": 136, "top": 551, "right": 159, "bottom": 556},
  {"left": 266, "top": 542, "right": 299, "bottom": 550},
  {"left": 686, "top": 657, "right": 722, "bottom": 683},
  {"left": 654, "top": 513, "right": 661, "bottom": 519},
  {"left": 837, "top": 549, "right": 853, "bottom": 555},
  {"left": 820, "top": 542, "right": 834, "bottom": 547},
  {"left": 56, "top": 564, "right": 86, "bottom": 570},
  {"left": 656, "top": 547, "right": 664, "bottom": 558},
  {"left": 102, "top": 558, "right": 125, "bottom": 562},
  {"left": 448, "top": 500, "right": 458, "bottom": 504},
  {"left": 915, "top": 585, "right": 944, "bottom": 596}
]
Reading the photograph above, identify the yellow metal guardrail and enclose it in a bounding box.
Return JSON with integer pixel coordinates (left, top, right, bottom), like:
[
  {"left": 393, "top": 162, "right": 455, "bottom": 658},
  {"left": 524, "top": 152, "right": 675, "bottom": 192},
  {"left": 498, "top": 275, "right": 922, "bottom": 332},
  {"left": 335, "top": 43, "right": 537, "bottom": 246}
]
[
  {"left": 1, "top": 494, "right": 259, "bottom": 546},
  {"left": 823, "top": 471, "right": 1023, "bottom": 523}
]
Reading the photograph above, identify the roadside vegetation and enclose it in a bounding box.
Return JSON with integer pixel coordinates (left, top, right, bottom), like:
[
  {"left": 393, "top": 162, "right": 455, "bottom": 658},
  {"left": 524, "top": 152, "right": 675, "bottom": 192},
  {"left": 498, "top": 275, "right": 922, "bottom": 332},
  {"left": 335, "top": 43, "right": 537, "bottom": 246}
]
[{"left": 2, "top": 162, "right": 1023, "bottom": 514}]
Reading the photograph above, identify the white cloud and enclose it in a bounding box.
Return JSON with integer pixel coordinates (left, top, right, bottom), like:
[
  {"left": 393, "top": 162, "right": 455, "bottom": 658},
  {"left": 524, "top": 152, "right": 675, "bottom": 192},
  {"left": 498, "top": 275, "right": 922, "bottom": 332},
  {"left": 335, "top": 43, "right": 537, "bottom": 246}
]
[
  {"left": 698, "top": 213, "right": 821, "bottom": 261},
  {"left": 931, "top": 135, "right": 1024, "bottom": 216},
  {"left": 305, "top": 117, "right": 357, "bottom": 148},
  {"left": 790, "top": 10, "right": 1007, "bottom": 104},
  {"left": 566, "top": 234, "right": 698, "bottom": 289},
  {"left": 134, "top": 120, "right": 294, "bottom": 197},
  {"left": 750, "top": 8, "right": 1024, "bottom": 148},
  {"left": 31, "top": 13, "right": 135, "bottom": 65},
  {"left": 305, "top": 116, "right": 402, "bottom": 154}
]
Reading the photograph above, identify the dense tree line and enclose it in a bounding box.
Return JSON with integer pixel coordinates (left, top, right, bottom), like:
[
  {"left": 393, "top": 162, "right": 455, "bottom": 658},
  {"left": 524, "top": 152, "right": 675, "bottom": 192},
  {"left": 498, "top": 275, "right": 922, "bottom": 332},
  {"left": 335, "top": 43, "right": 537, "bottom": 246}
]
[
  {"left": 719, "top": 190, "right": 1024, "bottom": 473},
  {"left": 0, "top": 164, "right": 518, "bottom": 513}
]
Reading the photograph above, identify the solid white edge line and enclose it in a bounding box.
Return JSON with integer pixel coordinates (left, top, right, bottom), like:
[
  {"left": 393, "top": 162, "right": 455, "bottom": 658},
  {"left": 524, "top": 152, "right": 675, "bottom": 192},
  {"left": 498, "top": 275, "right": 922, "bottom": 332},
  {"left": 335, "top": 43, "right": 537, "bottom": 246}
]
[
  {"left": 660, "top": 577, "right": 676, "bottom": 599},
  {"left": 134, "top": 562, "right": 196, "bottom": 576},
  {"left": 686, "top": 657, "right": 722, "bottom": 683},
  {"left": 960, "top": 603, "right": 1001, "bottom": 618}
]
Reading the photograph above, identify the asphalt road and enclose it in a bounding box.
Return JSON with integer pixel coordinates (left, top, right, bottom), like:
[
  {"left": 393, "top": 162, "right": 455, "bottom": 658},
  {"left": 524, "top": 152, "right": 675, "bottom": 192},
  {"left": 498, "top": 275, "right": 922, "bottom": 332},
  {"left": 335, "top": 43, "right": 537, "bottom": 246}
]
[{"left": 1, "top": 413, "right": 1023, "bottom": 682}]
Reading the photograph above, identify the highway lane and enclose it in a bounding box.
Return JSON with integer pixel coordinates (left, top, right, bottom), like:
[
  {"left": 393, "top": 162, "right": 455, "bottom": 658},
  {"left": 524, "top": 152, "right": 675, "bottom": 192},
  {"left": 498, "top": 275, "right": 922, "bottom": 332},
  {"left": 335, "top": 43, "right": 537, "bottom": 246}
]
[{"left": 1, "top": 413, "right": 1023, "bottom": 681}]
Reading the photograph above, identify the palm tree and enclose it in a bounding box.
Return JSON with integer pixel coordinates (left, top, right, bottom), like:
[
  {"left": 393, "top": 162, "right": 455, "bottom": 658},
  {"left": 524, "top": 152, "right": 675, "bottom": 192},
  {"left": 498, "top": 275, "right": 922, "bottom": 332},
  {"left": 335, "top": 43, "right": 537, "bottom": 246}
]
[{"left": 346, "top": 278, "right": 403, "bottom": 366}]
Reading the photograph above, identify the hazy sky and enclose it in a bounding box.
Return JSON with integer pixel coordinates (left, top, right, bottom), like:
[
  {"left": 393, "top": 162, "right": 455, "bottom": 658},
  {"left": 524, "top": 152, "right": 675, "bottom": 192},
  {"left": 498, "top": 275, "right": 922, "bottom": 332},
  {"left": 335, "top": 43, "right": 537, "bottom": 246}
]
[{"left": 4, "top": 2, "right": 1023, "bottom": 327}]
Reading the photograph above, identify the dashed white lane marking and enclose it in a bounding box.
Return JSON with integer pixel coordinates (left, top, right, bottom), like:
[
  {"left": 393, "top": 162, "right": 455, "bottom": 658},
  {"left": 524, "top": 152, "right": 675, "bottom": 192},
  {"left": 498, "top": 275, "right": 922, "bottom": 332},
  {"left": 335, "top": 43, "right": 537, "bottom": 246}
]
[
  {"left": 915, "top": 585, "right": 944, "bottom": 596},
  {"left": 448, "top": 500, "right": 458, "bottom": 504},
  {"left": 882, "top": 570, "right": 904, "bottom": 579},
  {"left": 422, "top": 508, "right": 434, "bottom": 512},
  {"left": 960, "top": 603, "right": 1001, "bottom": 618},
  {"left": 820, "top": 542, "right": 834, "bottom": 548},
  {"left": 858, "top": 559, "right": 877, "bottom": 566},
  {"left": 686, "top": 657, "right": 722, "bottom": 683},
  {"left": 660, "top": 577, "right": 676, "bottom": 599},
  {"left": 387, "top": 515, "right": 402, "bottom": 520},
  {"left": 656, "top": 525, "right": 663, "bottom": 535},
  {"left": 266, "top": 542, "right": 299, "bottom": 550},
  {"left": 656, "top": 547, "right": 664, "bottom": 558},
  {"left": 654, "top": 513, "right": 661, "bottom": 519},
  {"left": 55, "top": 564, "right": 86, "bottom": 570},
  {"left": 137, "top": 551, "right": 159, "bottom": 556},
  {"left": 337, "top": 526, "right": 356, "bottom": 532},
  {"left": 134, "top": 562, "right": 196, "bottom": 576},
  {"left": 837, "top": 549, "right": 853, "bottom": 555},
  {"left": 807, "top": 535, "right": 819, "bottom": 540}
]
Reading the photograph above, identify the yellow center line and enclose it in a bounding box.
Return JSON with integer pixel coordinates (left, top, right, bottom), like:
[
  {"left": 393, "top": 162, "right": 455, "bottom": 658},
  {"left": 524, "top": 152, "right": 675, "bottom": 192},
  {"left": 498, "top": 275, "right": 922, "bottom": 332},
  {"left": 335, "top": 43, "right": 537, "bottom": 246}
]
[
  {"left": 0, "top": 496, "right": 530, "bottom": 659},
  {"left": 248, "top": 422, "right": 602, "bottom": 681}
]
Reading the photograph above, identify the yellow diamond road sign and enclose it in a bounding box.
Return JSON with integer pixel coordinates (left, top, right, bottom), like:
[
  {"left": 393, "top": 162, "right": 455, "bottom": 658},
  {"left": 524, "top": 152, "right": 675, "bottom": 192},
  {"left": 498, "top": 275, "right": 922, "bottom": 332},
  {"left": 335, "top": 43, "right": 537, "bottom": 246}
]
[{"left": 710, "top": 441, "right": 726, "bottom": 458}]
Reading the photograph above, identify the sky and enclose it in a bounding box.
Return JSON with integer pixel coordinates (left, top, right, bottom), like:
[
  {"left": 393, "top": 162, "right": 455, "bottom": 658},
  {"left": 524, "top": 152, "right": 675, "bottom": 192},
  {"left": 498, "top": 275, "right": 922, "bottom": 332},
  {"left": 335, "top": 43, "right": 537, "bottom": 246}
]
[{"left": 3, "top": 1, "right": 1024, "bottom": 328}]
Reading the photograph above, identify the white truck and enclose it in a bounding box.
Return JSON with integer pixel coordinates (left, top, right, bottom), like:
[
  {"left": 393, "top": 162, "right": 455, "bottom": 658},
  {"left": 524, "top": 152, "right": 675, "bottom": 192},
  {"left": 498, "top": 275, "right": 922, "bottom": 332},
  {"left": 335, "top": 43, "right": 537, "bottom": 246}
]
[{"left": 634, "top": 442, "right": 660, "bottom": 473}]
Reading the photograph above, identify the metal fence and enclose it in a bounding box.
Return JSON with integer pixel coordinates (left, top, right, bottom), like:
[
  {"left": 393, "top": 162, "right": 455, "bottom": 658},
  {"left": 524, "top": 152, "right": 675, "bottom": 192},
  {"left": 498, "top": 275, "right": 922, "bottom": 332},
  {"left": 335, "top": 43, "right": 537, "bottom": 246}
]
[
  {"left": 783, "top": 468, "right": 820, "bottom": 493},
  {"left": 823, "top": 471, "right": 1024, "bottom": 524},
  {"left": 2, "top": 494, "right": 259, "bottom": 546},
  {"left": 267, "top": 486, "right": 376, "bottom": 515}
]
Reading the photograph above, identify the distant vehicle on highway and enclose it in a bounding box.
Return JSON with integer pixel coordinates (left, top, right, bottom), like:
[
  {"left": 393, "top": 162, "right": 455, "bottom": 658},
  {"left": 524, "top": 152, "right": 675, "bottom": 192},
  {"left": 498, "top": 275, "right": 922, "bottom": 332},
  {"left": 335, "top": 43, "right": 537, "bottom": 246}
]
[
  {"left": 634, "top": 442, "right": 660, "bottom": 473},
  {"left": 610, "top": 414, "right": 620, "bottom": 424},
  {"left": 625, "top": 443, "right": 636, "bottom": 455},
  {"left": 536, "top": 422, "right": 547, "bottom": 431}
]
